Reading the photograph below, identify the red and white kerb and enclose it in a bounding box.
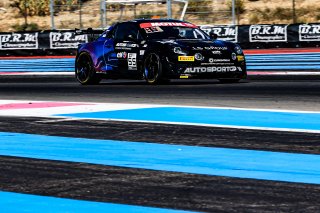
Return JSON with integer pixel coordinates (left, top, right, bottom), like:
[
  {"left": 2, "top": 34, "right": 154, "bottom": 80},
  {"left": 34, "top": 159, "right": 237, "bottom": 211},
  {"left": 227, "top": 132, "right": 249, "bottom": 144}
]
[{"left": 140, "top": 22, "right": 198, "bottom": 28}]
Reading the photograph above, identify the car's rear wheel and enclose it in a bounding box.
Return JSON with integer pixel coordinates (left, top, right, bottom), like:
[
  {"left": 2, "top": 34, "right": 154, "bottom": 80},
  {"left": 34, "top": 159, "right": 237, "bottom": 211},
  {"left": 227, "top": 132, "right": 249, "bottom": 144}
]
[
  {"left": 76, "top": 52, "right": 102, "bottom": 85},
  {"left": 144, "top": 53, "right": 163, "bottom": 85}
]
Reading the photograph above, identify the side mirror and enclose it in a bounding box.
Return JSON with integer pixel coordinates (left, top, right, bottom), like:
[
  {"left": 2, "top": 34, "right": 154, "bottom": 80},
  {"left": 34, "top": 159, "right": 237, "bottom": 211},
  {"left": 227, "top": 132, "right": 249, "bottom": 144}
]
[{"left": 209, "top": 32, "right": 218, "bottom": 40}]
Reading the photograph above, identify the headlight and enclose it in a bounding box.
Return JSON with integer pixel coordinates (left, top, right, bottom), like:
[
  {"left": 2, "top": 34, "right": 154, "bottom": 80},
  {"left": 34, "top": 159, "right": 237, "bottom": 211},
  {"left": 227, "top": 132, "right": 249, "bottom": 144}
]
[
  {"left": 195, "top": 53, "right": 203, "bottom": 61},
  {"left": 234, "top": 45, "right": 243, "bottom": 55},
  {"left": 173, "top": 47, "right": 187, "bottom": 55}
]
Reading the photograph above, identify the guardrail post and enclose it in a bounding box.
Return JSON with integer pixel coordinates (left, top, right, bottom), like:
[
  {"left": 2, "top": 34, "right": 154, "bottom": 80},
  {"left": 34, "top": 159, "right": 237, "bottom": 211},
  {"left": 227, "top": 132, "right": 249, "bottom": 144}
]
[
  {"left": 79, "top": 0, "right": 83, "bottom": 29},
  {"left": 167, "top": 0, "right": 172, "bottom": 19},
  {"left": 50, "top": 0, "right": 55, "bottom": 30},
  {"left": 292, "top": 0, "right": 296, "bottom": 23},
  {"left": 100, "top": 0, "right": 107, "bottom": 28},
  {"left": 232, "top": 0, "right": 235, "bottom": 25}
]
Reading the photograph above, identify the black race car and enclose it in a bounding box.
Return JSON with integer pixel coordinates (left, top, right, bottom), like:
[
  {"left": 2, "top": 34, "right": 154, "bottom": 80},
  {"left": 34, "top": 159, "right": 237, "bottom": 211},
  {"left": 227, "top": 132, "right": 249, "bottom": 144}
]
[{"left": 75, "top": 19, "right": 246, "bottom": 84}]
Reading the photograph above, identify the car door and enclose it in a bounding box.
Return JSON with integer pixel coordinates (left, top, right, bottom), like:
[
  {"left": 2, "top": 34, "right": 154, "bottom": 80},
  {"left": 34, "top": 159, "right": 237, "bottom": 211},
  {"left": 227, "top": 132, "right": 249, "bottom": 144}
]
[
  {"left": 113, "top": 23, "right": 141, "bottom": 77},
  {"left": 102, "top": 26, "right": 118, "bottom": 71}
]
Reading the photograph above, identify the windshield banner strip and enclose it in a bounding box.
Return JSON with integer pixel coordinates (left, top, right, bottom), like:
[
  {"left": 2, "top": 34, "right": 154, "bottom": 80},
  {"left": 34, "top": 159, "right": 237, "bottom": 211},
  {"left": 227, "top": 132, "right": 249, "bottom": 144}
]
[{"left": 139, "top": 22, "right": 198, "bottom": 29}]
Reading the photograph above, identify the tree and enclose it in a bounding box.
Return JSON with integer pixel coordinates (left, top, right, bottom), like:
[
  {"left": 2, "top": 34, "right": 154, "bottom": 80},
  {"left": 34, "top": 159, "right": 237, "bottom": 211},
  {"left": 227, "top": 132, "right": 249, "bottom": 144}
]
[{"left": 10, "top": 0, "right": 85, "bottom": 17}]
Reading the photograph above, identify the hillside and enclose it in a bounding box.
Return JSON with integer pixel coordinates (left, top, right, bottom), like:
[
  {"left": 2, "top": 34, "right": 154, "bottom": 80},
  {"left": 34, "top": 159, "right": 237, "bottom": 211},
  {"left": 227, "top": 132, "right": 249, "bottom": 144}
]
[{"left": 0, "top": 0, "right": 319, "bottom": 32}]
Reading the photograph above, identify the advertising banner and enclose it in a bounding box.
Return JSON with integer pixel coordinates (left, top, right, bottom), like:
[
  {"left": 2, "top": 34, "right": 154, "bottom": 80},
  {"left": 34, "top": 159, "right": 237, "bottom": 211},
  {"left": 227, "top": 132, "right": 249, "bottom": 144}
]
[
  {"left": 49, "top": 31, "right": 88, "bottom": 49},
  {"left": 298, "top": 24, "right": 320, "bottom": 41},
  {"left": 200, "top": 25, "right": 238, "bottom": 42},
  {"left": 249, "top": 25, "right": 288, "bottom": 42},
  {"left": 0, "top": 32, "right": 38, "bottom": 49}
]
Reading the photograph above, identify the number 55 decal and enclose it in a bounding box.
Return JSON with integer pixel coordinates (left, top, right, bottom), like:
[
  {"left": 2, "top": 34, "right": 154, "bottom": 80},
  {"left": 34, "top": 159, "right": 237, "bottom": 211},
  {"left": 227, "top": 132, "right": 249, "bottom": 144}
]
[{"left": 128, "top": 53, "right": 137, "bottom": 70}]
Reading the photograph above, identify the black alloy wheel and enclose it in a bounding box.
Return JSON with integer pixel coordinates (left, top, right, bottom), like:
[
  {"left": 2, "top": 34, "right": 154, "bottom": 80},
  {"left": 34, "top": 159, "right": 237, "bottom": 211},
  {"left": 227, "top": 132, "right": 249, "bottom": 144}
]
[
  {"left": 76, "top": 52, "right": 101, "bottom": 85},
  {"left": 144, "top": 53, "right": 163, "bottom": 85}
]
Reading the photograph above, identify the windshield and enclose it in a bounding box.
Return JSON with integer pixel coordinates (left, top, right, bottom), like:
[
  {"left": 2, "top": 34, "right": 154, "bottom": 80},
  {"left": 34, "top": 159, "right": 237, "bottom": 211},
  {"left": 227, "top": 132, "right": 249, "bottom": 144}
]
[{"left": 140, "top": 22, "right": 210, "bottom": 40}]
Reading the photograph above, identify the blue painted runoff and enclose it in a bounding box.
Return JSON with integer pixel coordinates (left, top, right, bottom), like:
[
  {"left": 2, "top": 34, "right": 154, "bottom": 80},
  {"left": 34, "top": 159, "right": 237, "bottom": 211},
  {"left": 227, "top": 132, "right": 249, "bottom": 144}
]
[
  {"left": 1, "top": 132, "right": 320, "bottom": 184},
  {"left": 59, "top": 107, "right": 320, "bottom": 132},
  {"left": 0, "top": 191, "right": 191, "bottom": 213}
]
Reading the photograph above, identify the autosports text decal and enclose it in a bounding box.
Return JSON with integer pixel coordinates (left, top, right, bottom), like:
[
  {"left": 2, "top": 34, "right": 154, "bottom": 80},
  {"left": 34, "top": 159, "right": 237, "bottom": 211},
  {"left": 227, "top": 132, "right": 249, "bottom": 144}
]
[
  {"left": 249, "top": 25, "right": 287, "bottom": 42},
  {"left": 299, "top": 24, "right": 320, "bottom": 41},
  {"left": 0, "top": 33, "right": 38, "bottom": 49},
  {"left": 140, "top": 22, "right": 197, "bottom": 29},
  {"left": 200, "top": 25, "right": 238, "bottom": 42},
  {"left": 184, "top": 66, "right": 241, "bottom": 73},
  {"left": 50, "top": 32, "right": 88, "bottom": 49}
]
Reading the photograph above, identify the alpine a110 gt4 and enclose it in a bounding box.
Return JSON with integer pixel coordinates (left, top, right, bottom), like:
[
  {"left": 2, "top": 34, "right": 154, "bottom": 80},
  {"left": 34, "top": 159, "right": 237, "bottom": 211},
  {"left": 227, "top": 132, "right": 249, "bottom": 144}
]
[{"left": 75, "top": 19, "right": 246, "bottom": 84}]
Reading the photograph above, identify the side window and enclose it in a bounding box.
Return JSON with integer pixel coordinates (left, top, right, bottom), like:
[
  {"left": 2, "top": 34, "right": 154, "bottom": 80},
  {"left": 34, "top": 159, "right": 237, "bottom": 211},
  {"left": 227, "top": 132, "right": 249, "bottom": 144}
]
[
  {"left": 107, "top": 27, "right": 117, "bottom": 39},
  {"left": 114, "top": 23, "right": 140, "bottom": 41}
]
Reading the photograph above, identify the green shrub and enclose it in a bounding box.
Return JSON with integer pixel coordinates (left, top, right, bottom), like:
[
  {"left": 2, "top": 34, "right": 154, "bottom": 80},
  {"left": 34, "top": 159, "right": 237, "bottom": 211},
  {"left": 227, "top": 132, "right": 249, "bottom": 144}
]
[
  {"left": 12, "top": 22, "right": 39, "bottom": 31},
  {"left": 249, "top": 14, "right": 260, "bottom": 24},
  {"left": 10, "top": 0, "right": 89, "bottom": 17}
]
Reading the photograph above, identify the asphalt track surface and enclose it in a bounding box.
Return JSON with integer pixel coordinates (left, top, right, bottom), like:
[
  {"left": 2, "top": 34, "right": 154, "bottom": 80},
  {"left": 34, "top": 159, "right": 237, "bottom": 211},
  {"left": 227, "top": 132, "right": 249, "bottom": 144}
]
[
  {"left": 0, "top": 75, "right": 320, "bottom": 111},
  {"left": 1, "top": 75, "right": 320, "bottom": 212}
]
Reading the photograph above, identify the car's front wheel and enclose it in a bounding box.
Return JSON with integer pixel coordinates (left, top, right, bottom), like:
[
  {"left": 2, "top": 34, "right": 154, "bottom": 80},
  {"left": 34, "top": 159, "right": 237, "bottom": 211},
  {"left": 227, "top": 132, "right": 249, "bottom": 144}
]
[
  {"left": 144, "top": 53, "right": 163, "bottom": 85},
  {"left": 75, "top": 52, "right": 102, "bottom": 85}
]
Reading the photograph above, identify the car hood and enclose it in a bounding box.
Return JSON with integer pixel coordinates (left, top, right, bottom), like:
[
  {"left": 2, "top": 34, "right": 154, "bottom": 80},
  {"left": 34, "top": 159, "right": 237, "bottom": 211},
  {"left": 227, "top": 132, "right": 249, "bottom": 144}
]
[{"left": 150, "top": 39, "right": 234, "bottom": 51}]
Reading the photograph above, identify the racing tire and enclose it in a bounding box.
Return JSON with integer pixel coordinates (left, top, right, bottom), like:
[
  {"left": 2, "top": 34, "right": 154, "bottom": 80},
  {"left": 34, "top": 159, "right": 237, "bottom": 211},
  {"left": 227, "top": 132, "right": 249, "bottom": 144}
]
[
  {"left": 144, "top": 53, "right": 163, "bottom": 85},
  {"left": 75, "top": 52, "right": 102, "bottom": 85},
  {"left": 218, "top": 78, "right": 241, "bottom": 83}
]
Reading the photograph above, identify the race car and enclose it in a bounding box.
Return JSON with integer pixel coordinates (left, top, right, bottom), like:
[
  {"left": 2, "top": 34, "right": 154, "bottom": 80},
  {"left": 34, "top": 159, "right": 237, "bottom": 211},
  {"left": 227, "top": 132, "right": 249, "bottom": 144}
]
[{"left": 75, "top": 19, "right": 246, "bottom": 85}]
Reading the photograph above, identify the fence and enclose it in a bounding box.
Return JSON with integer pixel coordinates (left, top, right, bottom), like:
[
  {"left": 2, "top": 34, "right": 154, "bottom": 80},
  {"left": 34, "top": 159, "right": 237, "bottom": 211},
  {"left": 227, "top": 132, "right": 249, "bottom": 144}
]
[
  {"left": 0, "top": 0, "right": 319, "bottom": 32},
  {"left": 49, "top": 0, "right": 235, "bottom": 29},
  {"left": 36, "top": 0, "right": 320, "bottom": 29}
]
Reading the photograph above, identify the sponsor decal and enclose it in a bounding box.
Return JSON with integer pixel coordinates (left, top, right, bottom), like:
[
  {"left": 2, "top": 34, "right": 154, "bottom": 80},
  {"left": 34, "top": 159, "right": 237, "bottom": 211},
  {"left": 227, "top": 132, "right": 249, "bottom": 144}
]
[
  {"left": 211, "top": 51, "right": 221, "bottom": 54},
  {"left": 144, "top": 27, "right": 164, "bottom": 33},
  {"left": 184, "top": 66, "right": 239, "bottom": 73},
  {"left": 299, "top": 24, "right": 320, "bottom": 41},
  {"left": 249, "top": 25, "right": 287, "bottom": 42},
  {"left": 116, "top": 42, "right": 139, "bottom": 50},
  {"left": 178, "top": 56, "right": 195, "bottom": 61},
  {"left": 140, "top": 22, "right": 198, "bottom": 29},
  {"left": 192, "top": 46, "right": 227, "bottom": 51},
  {"left": 180, "top": 75, "right": 189, "bottom": 79},
  {"left": 202, "top": 58, "right": 232, "bottom": 65},
  {"left": 116, "top": 52, "right": 127, "bottom": 58},
  {"left": 200, "top": 25, "right": 238, "bottom": 42},
  {"left": 231, "top": 53, "right": 237, "bottom": 61},
  {"left": 128, "top": 53, "right": 137, "bottom": 70},
  {"left": 209, "top": 58, "right": 230, "bottom": 63},
  {"left": 50, "top": 32, "right": 88, "bottom": 49},
  {"left": 237, "top": 55, "right": 245, "bottom": 61},
  {"left": 0, "top": 33, "right": 38, "bottom": 49},
  {"left": 201, "top": 63, "right": 234, "bottom": 66}
]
